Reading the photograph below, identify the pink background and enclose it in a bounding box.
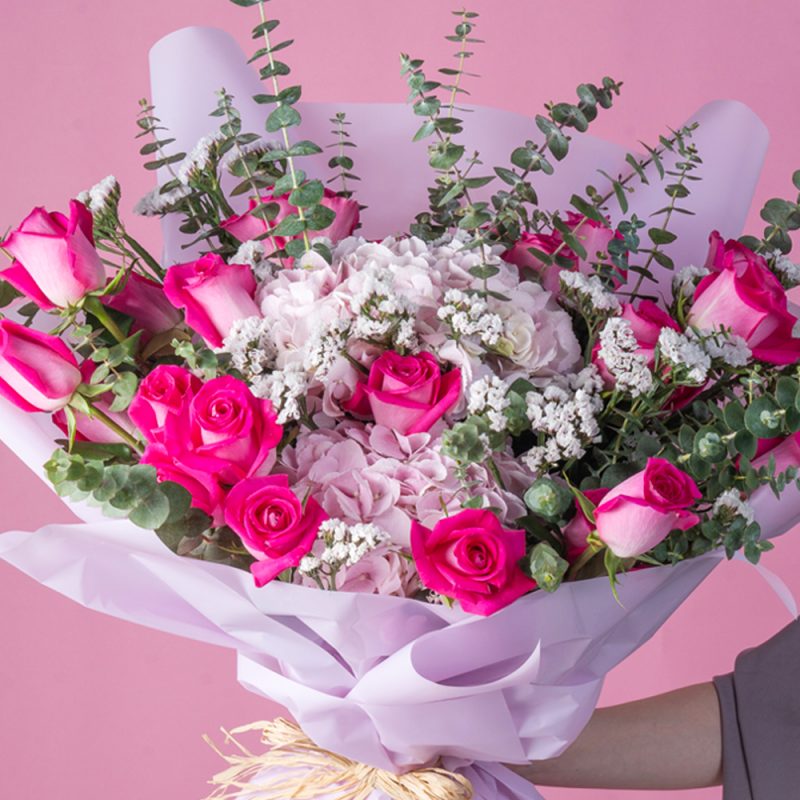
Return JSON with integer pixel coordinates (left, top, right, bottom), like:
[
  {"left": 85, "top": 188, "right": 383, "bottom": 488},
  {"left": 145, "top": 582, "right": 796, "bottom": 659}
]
[{"left": 1, "top": 1, "right": 799, "bottom": 797}]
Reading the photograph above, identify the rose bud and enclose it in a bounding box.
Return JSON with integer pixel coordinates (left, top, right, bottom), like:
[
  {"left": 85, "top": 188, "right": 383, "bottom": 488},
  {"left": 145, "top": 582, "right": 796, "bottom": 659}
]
[
  {"left": 163, "top": 253, "right": 261, "bottom": 348},
  {"left": 0, "top": 319, "right": 81, "bottom": 412},
  {"left": 411, "top": 508, "right": 536, "bottom": 615},
  {"left": 594, "top": 458, "right": 701, "bottom": 558},
  {"left": 688, "top": 247, "right": 800, "bottom": 365},
  {"left": 0, "top": 200, "right": 105, "bottom": 309},
  {"left": 346, "top": 351, "right": 461, "bottom": 435},
  {"left": 164, "top": 375, "right": 283, "bottom": 484},
  {"left": 104, "top": 273, "right": 182, "bottom": 341},
  {"left": 224, "top": 474, "right": 328, "bottom": 587}
]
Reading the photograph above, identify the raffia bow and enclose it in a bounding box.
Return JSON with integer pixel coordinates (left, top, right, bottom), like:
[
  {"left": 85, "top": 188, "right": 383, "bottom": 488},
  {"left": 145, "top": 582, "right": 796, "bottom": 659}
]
[{"left": 203, "top": 718, "right": 474, "bottom": 800}]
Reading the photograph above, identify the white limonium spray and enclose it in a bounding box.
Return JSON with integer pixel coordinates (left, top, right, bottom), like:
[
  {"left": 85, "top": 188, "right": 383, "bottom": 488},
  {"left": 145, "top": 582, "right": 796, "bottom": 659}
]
[
  {"left": 467, "top": 376, "right": 511, "bottom": 433},
  {"left": 177, "top": 132, "right": 224, "bottom": 185},
  {"left": 673, "top": 264, "right": 710, "bottom": 297},
  {"left": 349, "top": 266, "right": 420, "bottom": 349},
  {"left": 523, "top": 366, "right": 604, "bottom": 474},
  {"left": 233, "top": 240, "right": 276, "bottom": 281},
  {"left": 133, "top": 184, "right": 194, "bottom": 217},
  {"left": 712, "top": 489, "right": 755, "bottom": 525},
  {"left": 657, "top": 328, "right": 711, "bottom": 385},
  {"left": 437, "top": 288, "right": 504, "bottom": 347},
  {"left": 298, "top": 519, "right": 390, "bottom": 590},
  {"left": 695, "top": 328, "right": 751, "bottom": 368},
  {"left": 76, "top": 175, "right": 120, "bottom": 217},
  {"left": 772, "top": 252, "right": 800, "bottom": 287},
  {"left": 304, "top": 318, "right": 352, "bottom": 380},
  {"left": 220, "top": 138, "right": 280, "bottom": 174},
  {"left": 219, "top": 316, "right": 277, "bottom": 379},
  {"left": 559, "top": 271, "right": 621, "bottom": 313},
  {"left": 598, "top": 317, "right": 654, "bottom": 397},
  {"left": 251, "top": 363, "right": 310, "bottom": 424}
]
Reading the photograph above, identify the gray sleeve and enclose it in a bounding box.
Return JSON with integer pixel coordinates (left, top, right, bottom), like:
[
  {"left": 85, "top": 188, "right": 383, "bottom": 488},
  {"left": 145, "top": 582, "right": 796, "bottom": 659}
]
[{"left": 713, "top": 617, "right": 800, "bottom": 800}]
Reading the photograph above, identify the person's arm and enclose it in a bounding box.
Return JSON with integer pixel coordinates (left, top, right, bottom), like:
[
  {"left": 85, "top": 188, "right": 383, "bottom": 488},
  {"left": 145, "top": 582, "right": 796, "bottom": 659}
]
[{"left": 510, "top": 682, "right": 723, "bottom": 790}]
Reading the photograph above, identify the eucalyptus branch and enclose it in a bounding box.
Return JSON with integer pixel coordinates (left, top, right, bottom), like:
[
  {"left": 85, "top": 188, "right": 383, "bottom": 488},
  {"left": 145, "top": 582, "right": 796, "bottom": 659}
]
[{"left": 326, "top": 112, "right": 360, "bottom": 199}]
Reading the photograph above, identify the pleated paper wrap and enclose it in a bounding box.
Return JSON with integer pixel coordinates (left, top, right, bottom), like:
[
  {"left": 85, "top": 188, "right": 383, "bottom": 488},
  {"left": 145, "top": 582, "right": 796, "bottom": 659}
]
[{"left": 1, "top": 25, "right": 797, "bottom": 800}]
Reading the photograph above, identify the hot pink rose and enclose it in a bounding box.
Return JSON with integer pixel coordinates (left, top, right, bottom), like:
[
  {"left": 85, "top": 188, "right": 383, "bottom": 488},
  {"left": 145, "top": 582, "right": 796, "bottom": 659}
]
[
  {"left": 224, "top": 474, "right": 327, "bottom": 587},
  {"left": 410, "top": 508, "right": 536, "bottom": 615},
  {"left": 0, "top": 201, "right": 105, "bottom": 309},
  {"left": 705, "top": 230, "right": 766, "bottom": 274},
  {"left": 129, "top": 365, "right": 201, "bottom": 443},
  {"left": 752, "top": 433, "right": 800, "bottom": 475},
  {"left": 53, "top": 361, "right": 135, "bottom": 444},
  {"left": 104, "top": 273, "right": 182, "bottom": 341},
  {"left": 221, "top": 189, "right": 359, "bottom": 247},
  {"left": 502, "top": 214, "right": 624, "bottom": 294},
  {"left": 0, "top": 320, "right": 80, "bottom": 412},
  {"left": 165, "top": 375, "right": 283, "bottom": 484},
  {"left": 594, "top": 458, "right": 701, "bottom": 558},
  {"left": 346, "top": 351, "right": 461, "bottom": 435},
  {"left": 562, "top": 487, "right": 608, "bottom": 562},
  {"left": 163, "top": 254, "right": 260, "bottom": 348},
  {"left": 140, "top": 443, "right": 225, "bottom": 525},
  {"left": 689, "top": 246, "right": 800, "bottom": 364}
]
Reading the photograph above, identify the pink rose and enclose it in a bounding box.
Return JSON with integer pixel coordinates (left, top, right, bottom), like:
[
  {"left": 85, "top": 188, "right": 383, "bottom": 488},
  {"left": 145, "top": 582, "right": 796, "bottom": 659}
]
[
  {"left": 221, "top": 189, "right": 359, "bottom": 247},
  {"left": 705, "top": 230, "right": 766, "bottom": 274},
  {"left": 140, "top": 443, "right": 225, "bottom": 525},
  {"left": 346, "top": 351, "right": 461, "bottom": 435},
  {"left": 689, "top": 246, "right": 800, "bottom": 364},
  {"left": 104, "top": 273, "right": 182, "bottom": 341},
  {"left": 0, "top": 200, "right": 105, "bottom": 309},
  {"left": 53, "top": 361, "right": 135, "bottom": 443},
  {"left": 224, "top": 474, "right": 327, "bottom": 587},
  {"left": 129, "top": 365, "right": 201, "bottom": 443},
  {"left": 0, "top": 320, "right": 80, "bottom": 412},
  {"left": 163, "top": 253, "right": 260, "bottom": 348},
  {"left": 220, "top": 194, "right": 294, "bottom": 248},
  {"left": 502, "top": 214, "right": 624, "bottom": 294},
  {"left": 562, "top": 487, "right": 608, "bottom": 562},
  {"left": 410, "top": 508, "right": 536, "bottom": 615},
  {"left": 166, "top": 375, "right": 283, "bottom": 484},
  {"left": 594, "top": 458, "right": 701, "bottom": 558},
  {"left": 752, "top": 433, "right": 800, "bottom": 475}
]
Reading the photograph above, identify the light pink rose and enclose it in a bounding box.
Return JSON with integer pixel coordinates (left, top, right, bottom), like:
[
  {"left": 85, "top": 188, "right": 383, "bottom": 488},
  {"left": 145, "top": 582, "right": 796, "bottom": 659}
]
[
  {"left": 129, "top": 365, "right": 201, "bottom": 443},
  {"left": 53, "top": 361, "right": 135, "bottom": 444},
  {"left": 689, "top": 247, "right": 800, "bottom": 365},
  {"left": 0, "top": 320, "right": 80, "bottom": 412},
  {"left": 163, "top": 253, "right": 260, "bottom": 348},
  {"left": 594, "top": 458, "right": 701, "bottom": 558},
  {"left": 0, "top": 200, "right": 105, "bottom": 309},
  {"left": 316, "top": 189, "right": 360, "bottom": 241},
  {"left": 346, "top": 351, "right": 461, "bottom": 435},
  {"left": 411, "top": 508, "right": 536, "bottom": 615},
  {"left": 165, "top": 375, "right": 283, "bottom": 484},
  {"left": 332, "top": 545, "right": 420, "bottom": 596},
  {"left": 104, "top": 273, "right": 182, "bottom": 341},
  {"left": 562, "top": 487, "right": 609, "bottom": 562},
  {"left": 140, "top": 443, "right": 225, "bottom": 525},
  {"left": 224, "top": 474, "right": 327, "bottom": 587},
  {"left": 502, "top": 214, "right": 624, "bottom": 294}
]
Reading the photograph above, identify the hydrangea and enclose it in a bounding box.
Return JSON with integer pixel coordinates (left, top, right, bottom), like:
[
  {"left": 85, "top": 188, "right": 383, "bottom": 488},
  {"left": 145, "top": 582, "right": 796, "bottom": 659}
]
[{"left": 598, "top": 318, "right": 654, "bottom": 397}]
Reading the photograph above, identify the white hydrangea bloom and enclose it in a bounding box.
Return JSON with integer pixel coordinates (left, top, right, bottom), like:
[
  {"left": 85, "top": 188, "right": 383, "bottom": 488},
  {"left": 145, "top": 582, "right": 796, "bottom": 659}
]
[
  {"left": 673, "top": 264, "right": 710, "bottom": 297},
  {"left": 467, "top": 376, "right": 511, "bottom": 432},
  {"left": 219, "top": 315, "right": 276, "bottom": 378},
  {"left": 251, "top": 363, "right": 309, "bottom": 424},
  {"left": 657, "top": 328, "right": 711, "bottom": 385},
  {"left": 712, "top": 489, "right": 755, "bottom": 525},
  {"left": 522, "top": 366, "right": 604, "bottom": 474},
  {"left": 598, "top": 318, "right": 654, "bottom": 397},
  {"left": 559, "top": 271, "right": 621, "bottom": 313},
  {"left": 76, "top": 175, "right": 120, "bottom": 215}
]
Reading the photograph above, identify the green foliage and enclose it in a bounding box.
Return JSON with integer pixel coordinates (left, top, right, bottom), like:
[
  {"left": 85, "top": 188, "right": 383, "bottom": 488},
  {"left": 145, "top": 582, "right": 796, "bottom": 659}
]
[
  {"left": 527, "top": 542, "right": 569, "bottom": 593},
  {"left": 523, "top": 477, "right": 573, "bottom": 522}
]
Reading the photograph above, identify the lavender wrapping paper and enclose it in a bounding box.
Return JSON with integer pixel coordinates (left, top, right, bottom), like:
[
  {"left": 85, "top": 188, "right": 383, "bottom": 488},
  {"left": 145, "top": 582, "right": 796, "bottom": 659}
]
[{"left": 0, "top": 25, "right": 795, "bottom": 800}]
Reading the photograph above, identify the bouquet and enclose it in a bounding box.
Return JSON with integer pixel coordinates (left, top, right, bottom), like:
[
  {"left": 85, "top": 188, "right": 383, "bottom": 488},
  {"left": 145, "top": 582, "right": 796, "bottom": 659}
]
[{"left": 2, "top": 4, "right": 800, "bottom": 799}]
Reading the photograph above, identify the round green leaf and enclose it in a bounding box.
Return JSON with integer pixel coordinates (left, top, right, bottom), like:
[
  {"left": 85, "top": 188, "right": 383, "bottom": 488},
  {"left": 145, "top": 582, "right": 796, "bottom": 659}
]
[{"left": 744, "top": 396, "right": 783, "bottom": 438}]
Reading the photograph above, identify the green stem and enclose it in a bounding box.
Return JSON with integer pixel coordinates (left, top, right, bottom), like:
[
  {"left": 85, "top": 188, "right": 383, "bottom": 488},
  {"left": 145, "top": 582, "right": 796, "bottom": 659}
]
[
  {"left": 84, "top": 297, "right": 127, "bottom": 344},
  {"left": 121, "top": 232, "right": 164, "bottom": 280},
  {"left": 78, "top": 400, "right": 143, "bottom": 453}
]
